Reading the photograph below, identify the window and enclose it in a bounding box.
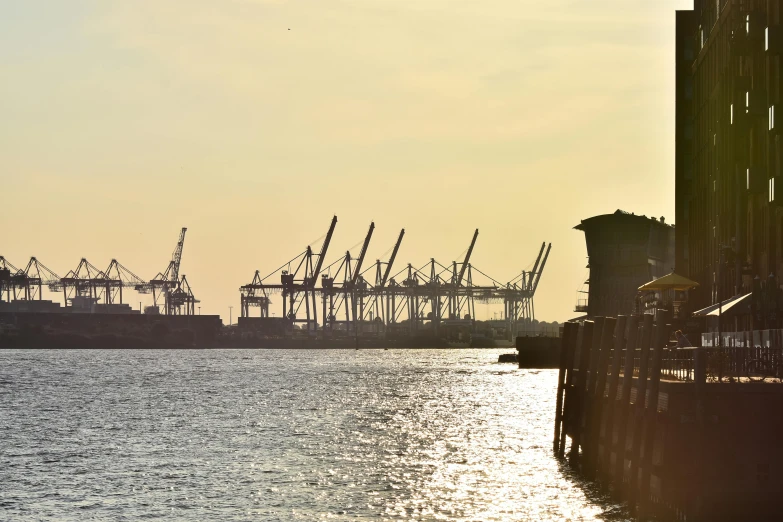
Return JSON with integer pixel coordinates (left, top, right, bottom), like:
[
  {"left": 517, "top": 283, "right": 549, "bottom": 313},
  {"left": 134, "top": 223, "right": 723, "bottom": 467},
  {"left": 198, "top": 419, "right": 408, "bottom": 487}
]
[
  {"left": 770, "top": 105, "right": 776, "bottom": 131},
  {"left": 766, "top": 27, "right": 770, "bottom": 51},
  {"left": 747, "top": 14, "right": 751, "bottom": 34},
  {"left": 770, "top": 177, "right": 776, "bottom": 203},
  {"left": 731, "top": 103, "right": 734, "bottom": 124},
  {"left": 746, "top": 91, "right": 750, "bottom": 113},
  {"left": 748, "top": 168, "right": 751, "bottom": 190}
]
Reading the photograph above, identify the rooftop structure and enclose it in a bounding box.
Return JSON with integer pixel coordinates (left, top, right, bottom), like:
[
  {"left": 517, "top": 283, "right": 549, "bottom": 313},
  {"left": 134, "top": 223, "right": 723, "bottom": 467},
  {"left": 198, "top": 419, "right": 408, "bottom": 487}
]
[{"left": 574, "top": 210, "right": 675, "bottom": 318}]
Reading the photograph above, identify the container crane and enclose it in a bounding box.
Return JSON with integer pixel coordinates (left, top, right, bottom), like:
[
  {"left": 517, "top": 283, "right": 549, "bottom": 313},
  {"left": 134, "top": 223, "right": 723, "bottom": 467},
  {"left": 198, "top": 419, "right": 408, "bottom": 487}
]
[
  {"left": 348, "top": 222, "right": 374, "bottom": 334},
  {"left": 103, "top": 259, "right": 147, "bottom": 305},
  {"left": 140, "top": 227, "right": 188, "bottom": 315}
]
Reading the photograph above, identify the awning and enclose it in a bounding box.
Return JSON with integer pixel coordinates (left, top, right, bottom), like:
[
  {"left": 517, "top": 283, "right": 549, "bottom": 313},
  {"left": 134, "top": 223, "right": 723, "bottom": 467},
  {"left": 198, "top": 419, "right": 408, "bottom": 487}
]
[
  {"left": 692, "top": 292, "right": 751, "bottom": 317},
  {"left": 638, "top": 272, "right": 700, "bottom": 291}
]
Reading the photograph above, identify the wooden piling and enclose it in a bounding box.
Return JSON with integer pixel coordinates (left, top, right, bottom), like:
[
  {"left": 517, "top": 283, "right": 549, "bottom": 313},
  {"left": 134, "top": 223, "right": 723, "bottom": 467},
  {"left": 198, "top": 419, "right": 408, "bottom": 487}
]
[
  {"left": 600, "top": 315, "right": 627, "bottom": 485},
  {"left": 627, "top": 314, "right": 655, "bottom": 512},
  {"left": 569, "top": 320, "right": 595, "bottom": 467},
  {"left": 638, "top": 317, "right": 670, "bottom": 520},
  {"left": 559, "top": 322, "right": 581, "bottom": 458},
  {"left": 554, "top": 322, "right": 579, "bottom": 453},
  {"left": 581, "top": 317, "right": 605, "bottom": 469},
  {"left": 613, "top": 315, "right": 639, "bottom": 497},
  {"left": 586, "top": 317, "right": 606, "bottom": 398},
  {"left": 584, "top": 317, "right": 616, "bottom": 480}
]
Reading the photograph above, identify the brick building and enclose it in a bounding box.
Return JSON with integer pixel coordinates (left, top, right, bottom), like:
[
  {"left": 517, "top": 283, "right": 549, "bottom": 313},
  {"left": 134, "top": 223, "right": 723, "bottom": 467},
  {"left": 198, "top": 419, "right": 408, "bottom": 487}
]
[{"left": 676, "top": 0, "right": 783, "bottom": 310}]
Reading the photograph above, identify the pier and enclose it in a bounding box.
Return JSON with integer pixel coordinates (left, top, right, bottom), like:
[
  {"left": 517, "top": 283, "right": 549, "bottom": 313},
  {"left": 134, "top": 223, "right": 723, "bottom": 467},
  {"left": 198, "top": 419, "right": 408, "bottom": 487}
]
[{"left": 554, "top": 314, "right": 783, "bottom": 521}]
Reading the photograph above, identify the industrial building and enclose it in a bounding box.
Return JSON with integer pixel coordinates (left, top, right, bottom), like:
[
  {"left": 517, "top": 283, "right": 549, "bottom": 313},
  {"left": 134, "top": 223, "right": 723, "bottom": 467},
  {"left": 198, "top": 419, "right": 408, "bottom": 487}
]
[
  {"left": 574, "top": 210, "right": 675, "bottom": 318},
  {"left": 675, "top": 0, "right": 783, "bottom": 310}
]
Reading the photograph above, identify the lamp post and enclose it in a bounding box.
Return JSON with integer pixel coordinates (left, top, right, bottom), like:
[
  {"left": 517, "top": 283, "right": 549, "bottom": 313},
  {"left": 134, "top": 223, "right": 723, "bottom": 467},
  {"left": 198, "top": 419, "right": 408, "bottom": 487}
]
[{"left": 198, "top": 306, "right": 201, "bottom": 315}]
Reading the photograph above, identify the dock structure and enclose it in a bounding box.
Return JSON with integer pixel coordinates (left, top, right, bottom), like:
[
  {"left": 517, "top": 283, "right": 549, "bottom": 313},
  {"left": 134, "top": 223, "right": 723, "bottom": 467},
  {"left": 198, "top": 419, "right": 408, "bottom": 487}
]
[{"left": 554, "top": 314, "right": 783, "bottom": 521}]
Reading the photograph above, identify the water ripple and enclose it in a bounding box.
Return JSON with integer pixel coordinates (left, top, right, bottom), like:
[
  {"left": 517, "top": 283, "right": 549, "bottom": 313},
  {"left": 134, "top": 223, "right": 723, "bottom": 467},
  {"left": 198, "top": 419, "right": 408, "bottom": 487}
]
[{"left": 0, "top": 348, "right": 628, "bottom": 521}]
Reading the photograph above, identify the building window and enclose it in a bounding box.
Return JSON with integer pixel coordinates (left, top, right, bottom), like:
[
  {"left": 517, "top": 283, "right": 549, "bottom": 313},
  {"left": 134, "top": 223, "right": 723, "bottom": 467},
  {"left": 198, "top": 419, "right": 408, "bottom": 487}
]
[
  {"left": 766, "top": 27, "right": 770, "bottom": 51},
  {"left": 770, "top": 177, "right": 776, "bottom": 203},
  {"left": 746, "top": 91, "right": 750, "bottom": 113},
  {"left": 748, "top": 168, "right": 751, "bottom": 190},
  {"left": 731, "top": 103, "right": 734, "bottom": 124},
  {"left": 770, "top": 105, "right": 776, "bottom": 131},
  {"left": 747, "top": 15, "right": 750, "bottom": 34}
]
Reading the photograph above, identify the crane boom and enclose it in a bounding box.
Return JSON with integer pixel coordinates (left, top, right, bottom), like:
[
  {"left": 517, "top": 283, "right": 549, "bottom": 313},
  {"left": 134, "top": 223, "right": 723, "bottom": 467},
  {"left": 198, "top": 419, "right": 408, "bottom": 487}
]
[
  {"left": 311, "top": 216, "right": 337, "bottom": 285},
  {"left": 528, "top": 242, "right": 546, "bottom": 291},
  {"left": 381, "top": 229, "right": 405, "bottom": 287},
  {"left": 170, "top": 227, "right": 187, "bottom": 283},
  {"left": 0, "top": 257, "right": 21, "bottom": 273},
  {"left": 531, "top": 243, "right": 551, "bottom": 294},
  {"left": 351, "top": 222, "right": 375, "bottom": 283},
  {"left": 25, "top": 257, "right": 60, "bottom": 284},
  {"left": 457, "top": 229, "right": 479, "bottom": 286}
]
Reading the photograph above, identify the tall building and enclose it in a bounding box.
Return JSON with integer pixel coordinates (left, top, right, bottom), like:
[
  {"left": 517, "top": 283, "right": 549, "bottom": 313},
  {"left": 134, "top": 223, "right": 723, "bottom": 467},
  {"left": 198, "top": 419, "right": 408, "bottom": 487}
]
[
  {"left": 574, "top": 210, "right": 675, "bottom": 318},
  {"left": 676, "top": 1, "right": 783, "bottom": 310}
]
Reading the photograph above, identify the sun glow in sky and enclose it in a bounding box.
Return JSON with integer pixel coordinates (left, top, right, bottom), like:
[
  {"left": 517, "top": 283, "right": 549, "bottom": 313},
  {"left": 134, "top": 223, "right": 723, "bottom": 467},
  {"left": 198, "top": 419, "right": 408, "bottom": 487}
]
[{"left": 0, "top": 0, "right": 692, "bottom": 321}]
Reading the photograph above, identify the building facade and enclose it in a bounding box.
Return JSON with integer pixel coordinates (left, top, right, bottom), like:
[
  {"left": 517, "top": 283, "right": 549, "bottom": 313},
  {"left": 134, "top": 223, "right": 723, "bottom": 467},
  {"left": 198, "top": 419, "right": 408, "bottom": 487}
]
[
  {"left": 676, "top": 0, "right": 783, "bottom": 310},
  {"left": 574, "top": 210, "right": 675, "bottom": 318}
]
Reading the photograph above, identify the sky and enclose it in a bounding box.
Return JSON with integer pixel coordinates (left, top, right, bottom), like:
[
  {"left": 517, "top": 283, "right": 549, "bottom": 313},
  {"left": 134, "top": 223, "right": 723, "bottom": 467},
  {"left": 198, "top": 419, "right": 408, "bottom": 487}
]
[{"left": 0, "top": 0, "right": 692, "bottom": 322}]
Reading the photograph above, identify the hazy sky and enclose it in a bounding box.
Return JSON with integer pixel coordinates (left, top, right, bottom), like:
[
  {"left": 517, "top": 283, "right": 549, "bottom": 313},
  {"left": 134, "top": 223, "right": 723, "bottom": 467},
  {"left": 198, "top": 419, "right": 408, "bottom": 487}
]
[{"left": 1, "top": 0, "right": 692, "bottom": 322}]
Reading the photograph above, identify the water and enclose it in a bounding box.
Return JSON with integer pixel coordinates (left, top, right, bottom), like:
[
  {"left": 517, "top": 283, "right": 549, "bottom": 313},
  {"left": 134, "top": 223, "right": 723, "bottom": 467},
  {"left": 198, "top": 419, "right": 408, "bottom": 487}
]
[{"left": 0, "top": 349, "right": 628, "bottom": 521}]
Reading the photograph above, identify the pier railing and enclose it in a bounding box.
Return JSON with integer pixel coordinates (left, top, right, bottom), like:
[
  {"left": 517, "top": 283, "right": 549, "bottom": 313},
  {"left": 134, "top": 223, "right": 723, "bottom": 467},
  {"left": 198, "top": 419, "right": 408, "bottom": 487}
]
[{"left": 619, "top": 346, "right": 783, "bottom": 382}]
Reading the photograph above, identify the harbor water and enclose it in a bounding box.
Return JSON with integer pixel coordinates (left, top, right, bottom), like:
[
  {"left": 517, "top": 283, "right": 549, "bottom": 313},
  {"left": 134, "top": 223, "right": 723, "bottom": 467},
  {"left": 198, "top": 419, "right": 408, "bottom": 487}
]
[{"left": 0, "top": 349, "right": 629, "bottom": 521}]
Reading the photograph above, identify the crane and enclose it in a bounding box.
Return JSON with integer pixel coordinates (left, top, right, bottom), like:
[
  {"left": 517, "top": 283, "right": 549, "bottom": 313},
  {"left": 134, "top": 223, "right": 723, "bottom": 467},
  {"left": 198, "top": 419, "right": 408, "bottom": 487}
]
[
  {"left": 457, "top": 229, "right": 479, "bottom": 287},
  {"left": 531, "top": 243, "right": 552, "bottom": 294},
  {"left": 103, "top": 259, "right": 147, "bottom": 305},
  {"left": 0, "top": 257, "right": 22, "bottom": 302},
  {"left": 528, "top": 242, "right": 547, "bottom": 292},
  {"left": 141, "top": 227, "right": 189, "bottom": 315},
  {"left": 347, "top": 222, "right": 375, "bottom": 334},
  {"left": 380, "top": 229, "right": 404, "bottom": 288},
  {"left": 351, "top": 222, "right": 375, "bottom": 284}
]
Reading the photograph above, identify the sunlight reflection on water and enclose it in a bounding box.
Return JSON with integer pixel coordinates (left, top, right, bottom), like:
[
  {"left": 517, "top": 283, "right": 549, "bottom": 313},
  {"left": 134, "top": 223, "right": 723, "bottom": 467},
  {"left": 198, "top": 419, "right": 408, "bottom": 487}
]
[{"left": 0, "top": 349, "right": 629, "bottom": 521}]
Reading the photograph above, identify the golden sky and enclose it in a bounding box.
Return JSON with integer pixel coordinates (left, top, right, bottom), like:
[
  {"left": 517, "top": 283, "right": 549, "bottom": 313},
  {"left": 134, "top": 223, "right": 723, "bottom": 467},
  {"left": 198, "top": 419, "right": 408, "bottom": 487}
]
[{"left": 0, "top": 0, "right": 692, "bottom": 321}]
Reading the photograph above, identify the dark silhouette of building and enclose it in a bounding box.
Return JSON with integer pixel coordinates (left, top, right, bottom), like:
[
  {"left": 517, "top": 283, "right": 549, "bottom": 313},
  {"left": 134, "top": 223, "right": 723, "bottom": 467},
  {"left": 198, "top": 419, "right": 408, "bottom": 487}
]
[
  {"left": 575, "top": 210, "right": 675, "bottom": 318},
  {"left": 676, "top": 1, "right": 783, "bottom": 310}
]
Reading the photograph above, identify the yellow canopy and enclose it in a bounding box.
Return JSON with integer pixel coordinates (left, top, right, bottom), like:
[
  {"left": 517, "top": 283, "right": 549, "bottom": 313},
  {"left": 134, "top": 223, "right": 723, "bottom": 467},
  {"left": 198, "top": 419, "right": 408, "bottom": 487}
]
[{"left": 638, "top": 272, "right": 699, "bottom": 291}]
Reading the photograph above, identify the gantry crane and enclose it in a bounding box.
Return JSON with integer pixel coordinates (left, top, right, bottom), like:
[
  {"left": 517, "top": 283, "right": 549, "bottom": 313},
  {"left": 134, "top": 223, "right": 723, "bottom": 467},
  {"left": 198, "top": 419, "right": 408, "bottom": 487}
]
[
  {"left": 139, "top": 227, "right": 190, "bottom": 315},
  {"left": 363, "top": 228, "right": 405, "bottom": 330},
  {"left": 167, "top": 274, "right": 199, "bottom": 315},
  {"left": 239, "top": 219, "right": 550, "bottom": 340},
  {"left": 241, "top": 216, "right": 338, "bottom": 330},
  {"left": 102, "top": 259, "right": 147, "bottom": 305},
  {"left": 55, "top": 258, "right": 109, "bottom": 308},
  {"left": 0, "top": 257, "right": 61, "bottom": 302}
]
